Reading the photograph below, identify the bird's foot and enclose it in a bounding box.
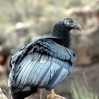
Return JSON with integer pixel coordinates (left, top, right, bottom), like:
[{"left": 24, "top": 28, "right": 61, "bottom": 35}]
[
  {"left": 47, "top": 94, "right": 66, "bottom": 99},
  {"left": 47, "top": 89, "right": 66, "bottom": 99}
]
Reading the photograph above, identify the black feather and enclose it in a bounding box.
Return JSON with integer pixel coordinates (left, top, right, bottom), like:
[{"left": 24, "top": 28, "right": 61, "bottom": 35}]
[
  {"left": 8, "top": 18, "right": 77, "bottom": 99},
  {"left": 10, "top": 37, "right": 76, "bottom": 67},
  {"left": 52, "top": 22, "right": 71, "bottom": 48}
]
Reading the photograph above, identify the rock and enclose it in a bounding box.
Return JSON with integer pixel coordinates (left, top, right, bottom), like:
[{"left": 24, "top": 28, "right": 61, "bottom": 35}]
[{"left": 0, "top": 88, "right": 8, "bottom": 99}]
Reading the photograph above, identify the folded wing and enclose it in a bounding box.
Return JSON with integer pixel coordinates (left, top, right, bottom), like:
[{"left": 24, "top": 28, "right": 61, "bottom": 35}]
[{"left": 8, "top": 37, "right": 76, "bottom": 90}]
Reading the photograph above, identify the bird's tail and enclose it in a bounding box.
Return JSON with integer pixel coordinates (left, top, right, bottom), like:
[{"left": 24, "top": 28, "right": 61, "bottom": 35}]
[{"left": 11, "top": 86, "right": 37, "bottom": 99}]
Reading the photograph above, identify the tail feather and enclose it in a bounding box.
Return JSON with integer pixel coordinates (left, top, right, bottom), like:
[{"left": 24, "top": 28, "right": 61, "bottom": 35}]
[{"left": 11, "top": 86, "right": 37, "bottom": 99}]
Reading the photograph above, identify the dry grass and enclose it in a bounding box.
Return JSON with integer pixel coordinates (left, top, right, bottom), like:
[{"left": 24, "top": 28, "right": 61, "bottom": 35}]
[
  {"left": 0, "top": 88, "right": 8, "bottom": 99},
  {"left": 71, "top": 73, "right": 99, "bottom": 99},
  {"left": 0, "top": 81, "right": 12, "bottom": 99}
]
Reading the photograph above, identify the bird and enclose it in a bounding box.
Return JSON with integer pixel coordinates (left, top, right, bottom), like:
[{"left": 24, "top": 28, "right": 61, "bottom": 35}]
[{"left": 8, "top": 18, "right": 81, "bottom": 99}]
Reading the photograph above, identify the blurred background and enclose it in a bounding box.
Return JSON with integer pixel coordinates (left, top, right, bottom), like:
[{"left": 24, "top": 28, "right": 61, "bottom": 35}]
[{"left": 0, "top": 0, "right": 99, "bottom": 99}]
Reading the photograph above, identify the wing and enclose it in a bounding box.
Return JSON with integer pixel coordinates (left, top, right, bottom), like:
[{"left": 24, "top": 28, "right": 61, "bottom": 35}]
[
  {"left": 8, "top": 37, "right": 76, "bottom": 90},
  {"left": 10, "top": 37, "right": 76, "bottom": 68},
  {"left": 9, "top": 52, "right": 72, "bottom": 90}
]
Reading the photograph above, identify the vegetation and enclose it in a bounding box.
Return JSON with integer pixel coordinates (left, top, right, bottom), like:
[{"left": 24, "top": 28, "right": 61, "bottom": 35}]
[
  {"left": 0, "top": 0, "right": 94, "bottom": 32},
  {"left": 71, "top": 74, "right": 99, "bottom": 99}
]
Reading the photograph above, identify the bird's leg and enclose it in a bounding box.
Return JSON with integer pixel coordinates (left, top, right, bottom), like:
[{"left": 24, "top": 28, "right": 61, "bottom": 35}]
[
  {"left": 37, "top": 88, "right": 42, "bottom": 99},
  {"left": 47, "top": 89, "right": 65, "bottom": 99}
]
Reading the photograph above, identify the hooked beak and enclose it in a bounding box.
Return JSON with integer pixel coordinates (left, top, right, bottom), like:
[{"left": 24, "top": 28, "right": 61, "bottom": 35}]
[
  {"left": 72, "top": 20, "right": 81, "bottom": 31},
  {"left": 62, "top": 18, "right": 82, "bottom": 31}
]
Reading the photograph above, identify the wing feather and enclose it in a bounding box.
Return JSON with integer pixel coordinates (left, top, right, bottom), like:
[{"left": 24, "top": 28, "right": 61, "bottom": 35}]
[
  {"left": 16, "top": 56, "right": 32, "bottom": 87},
  {"left": 10, "top": 37, "right": 76, "bottom": 67},
  {"left": 10, "top": 52, "right": 71, "bottom": 89},
  {"left": 9, "top": 37, "right": 76, "bottom": 90},
  {"left": 46, "top": 66, "right": 68, "bottom": 90}
]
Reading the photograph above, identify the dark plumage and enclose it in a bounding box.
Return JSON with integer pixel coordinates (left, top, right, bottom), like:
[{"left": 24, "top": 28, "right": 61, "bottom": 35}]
[{"left": 8, "top": 18, "right": 81, "bottom": 99}]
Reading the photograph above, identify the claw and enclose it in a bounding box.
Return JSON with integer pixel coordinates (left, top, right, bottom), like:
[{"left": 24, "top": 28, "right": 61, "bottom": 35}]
[{"left": 46, "top": 89, "right": 66, "bottom": 99}]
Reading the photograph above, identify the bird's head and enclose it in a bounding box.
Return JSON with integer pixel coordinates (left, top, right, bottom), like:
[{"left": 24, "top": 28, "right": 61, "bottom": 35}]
[
  {"left": 52, "top": 18, "right": 81, "bottom": 47},
  {"left": 61, "top": 18, "right": 81, "bottom": 31},
  {"left": 52, "top": 18, "right": 81, "bottom": 34}
]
